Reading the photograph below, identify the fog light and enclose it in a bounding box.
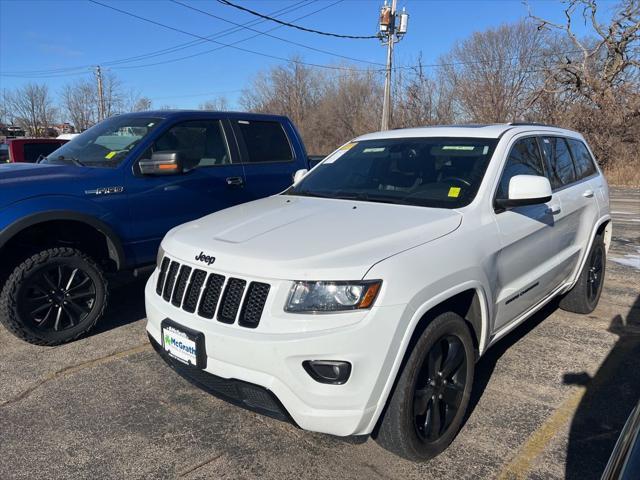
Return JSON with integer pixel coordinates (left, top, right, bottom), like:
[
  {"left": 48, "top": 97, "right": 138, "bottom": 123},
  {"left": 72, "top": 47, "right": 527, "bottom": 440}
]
[{"left": 303, "top": 360, "right": 351, "bottom": 385}]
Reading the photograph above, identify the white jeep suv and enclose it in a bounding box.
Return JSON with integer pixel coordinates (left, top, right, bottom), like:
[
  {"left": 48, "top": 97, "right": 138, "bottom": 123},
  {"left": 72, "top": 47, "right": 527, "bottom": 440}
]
[{"left": 145, "top": 123, "right": 611, "bottom": 461}]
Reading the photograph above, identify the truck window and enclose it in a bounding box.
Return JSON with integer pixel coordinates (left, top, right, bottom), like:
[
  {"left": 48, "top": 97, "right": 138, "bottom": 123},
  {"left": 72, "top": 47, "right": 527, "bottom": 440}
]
[
  {"left": 236, "top": 120, "right": 293, "bottom": 163},
  {"left": 146, "top": 120, "right": 232, "bottom": 169},
  {"left": 497, "top": 137, "right": 545, "bottom": 199},
  {"left": 566, "top": 138, "right": 597, "bottom": 180},
  {"left": 540, "top": 137, "right": 577, "bottom": 189}
]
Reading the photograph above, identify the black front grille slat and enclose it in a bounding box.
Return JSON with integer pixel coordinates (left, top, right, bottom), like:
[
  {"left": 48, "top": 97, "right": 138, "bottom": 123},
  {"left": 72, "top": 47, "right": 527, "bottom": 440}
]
[
  {"left": 198, "top": 274, "right": 225, "bottom": 319},
  {"left": 157, "top": 257, "right": 270, "bottom": 328},
  {"left": 156, "top": 257, "right": 170, "bottom": 295},
  {"left": 217, "top": 278, "right": 246, "bottom": 324},
  {"left": 171, "top": 265, "right": 192, "bottom": 307},
  {"left": 239, "top": 282, "right": 270, "bottom": 328},
  {"left": 182, "top": 269, "right": 206, "bottom": 313},
  {"left": 162, "top": 261, "right": 180, "bottom": 301}
]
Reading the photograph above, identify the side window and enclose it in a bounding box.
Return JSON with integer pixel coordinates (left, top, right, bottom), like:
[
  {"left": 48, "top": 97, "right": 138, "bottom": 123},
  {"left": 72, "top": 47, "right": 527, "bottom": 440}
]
[
  {"left": 237, "top": 120, "right": 293, "bottom": 163},
  {"left": 540, "top": 137, "right": 576, "bottom": 189},
  {"left": 566, "top": 138, "right": 597, "bottom": 180},
  {"left": 497, "top": 137, "right": 545, "bottom": 199},
  {"left": 144, "top": 120, "right": 231, "bottom": 169}
]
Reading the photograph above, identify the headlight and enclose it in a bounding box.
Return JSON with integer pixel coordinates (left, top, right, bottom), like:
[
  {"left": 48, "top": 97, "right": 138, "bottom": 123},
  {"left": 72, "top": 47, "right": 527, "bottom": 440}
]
[
  {"left": 156, "top": 245, "right": 165, "bottom": 268},
  {"left": 285, "top": 280, "right": 382, "bottom": 313}
]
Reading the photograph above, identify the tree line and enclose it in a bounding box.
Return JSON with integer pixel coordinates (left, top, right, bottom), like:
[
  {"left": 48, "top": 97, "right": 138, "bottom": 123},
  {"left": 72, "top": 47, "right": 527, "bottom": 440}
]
[{"left": 1, "top": 0, "right": 637, "bottom": 184}]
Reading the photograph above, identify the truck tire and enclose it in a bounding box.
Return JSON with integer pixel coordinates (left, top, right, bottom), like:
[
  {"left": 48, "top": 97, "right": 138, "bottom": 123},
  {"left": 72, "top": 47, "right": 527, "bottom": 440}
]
[
  {"left": 0, "top": 247, "right": 108, "bottom": 346},
  {"left": 559, "top": 234, "right": 606, "bottom": 314},
  {"left": 375, "top": 311, "right": 474, "bottom": 461}
]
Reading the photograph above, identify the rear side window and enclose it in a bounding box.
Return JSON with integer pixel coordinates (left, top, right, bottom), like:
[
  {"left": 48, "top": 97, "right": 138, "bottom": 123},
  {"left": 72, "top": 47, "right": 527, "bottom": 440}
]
[
  {"left": 566, "top": 138, "right": 597, "bottom": 179},
  {"left": 497, "top": 137, "right": 545, "bottom": 199},
  {"left": 237, "top": 120, "right": 293, "bottom": 163},
  {"left": 540, "top": 137, "right": 576, "bottom": 189}
]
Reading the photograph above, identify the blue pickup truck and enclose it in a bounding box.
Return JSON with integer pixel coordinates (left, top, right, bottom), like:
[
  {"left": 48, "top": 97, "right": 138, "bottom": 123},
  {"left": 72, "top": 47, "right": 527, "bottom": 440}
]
[{"left": 0, "top": 111, "right": 311, "bottom": 345}]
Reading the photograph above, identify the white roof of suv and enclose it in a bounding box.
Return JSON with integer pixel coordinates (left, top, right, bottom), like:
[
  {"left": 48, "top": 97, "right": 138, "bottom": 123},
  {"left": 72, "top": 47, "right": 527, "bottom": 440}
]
[{"left": 356, "top": 123, "right": 581, "bottom": 141}]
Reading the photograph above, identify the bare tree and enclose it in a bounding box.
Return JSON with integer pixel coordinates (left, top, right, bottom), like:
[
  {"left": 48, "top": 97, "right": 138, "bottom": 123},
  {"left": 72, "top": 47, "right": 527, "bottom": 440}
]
[
  {"left": 132, "top": 97, "right": 153, "bottom": 112},
  {"left": 7, "top": 83, "right": 57, "bottom": 136},
  {"left": 199, "top": 97, "right": 229, "bottom": 111},
  {"left": 438, "top": 20, "right": 547, "bottom": 123},
  {"left": 61, "top": 79, "right": 97, "bottom": 132},
  {"left": 530, "top": 0, "right": 640, "bottom": 171}
]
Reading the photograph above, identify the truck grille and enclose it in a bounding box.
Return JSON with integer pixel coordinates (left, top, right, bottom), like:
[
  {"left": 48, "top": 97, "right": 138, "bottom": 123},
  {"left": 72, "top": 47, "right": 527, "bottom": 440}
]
[{"left": 156, "top": 257, "right": 270, "bottom": 328}]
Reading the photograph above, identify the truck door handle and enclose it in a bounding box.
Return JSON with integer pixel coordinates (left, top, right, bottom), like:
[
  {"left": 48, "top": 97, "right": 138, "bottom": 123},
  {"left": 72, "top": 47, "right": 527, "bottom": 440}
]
[
  {"left": 583, "top": 189, "right": 594, "bottom": 198},
  {"left": 226, "top": 176, "right": 244, "bottom": 187},
  {"left": 547, "top": 204, "right": 561, "bottom": 215}
]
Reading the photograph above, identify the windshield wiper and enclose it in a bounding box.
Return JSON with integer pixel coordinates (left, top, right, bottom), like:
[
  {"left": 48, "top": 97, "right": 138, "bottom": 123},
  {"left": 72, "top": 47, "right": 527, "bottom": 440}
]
[
  {"left": 288, "top": 189, "right": 335, "bottom": 199},
  {"left": 55, "top": 155, "right": 85, "bottom": 167},
  {"left": 333, "top": 191, "right": 406, "bottom": 205}
]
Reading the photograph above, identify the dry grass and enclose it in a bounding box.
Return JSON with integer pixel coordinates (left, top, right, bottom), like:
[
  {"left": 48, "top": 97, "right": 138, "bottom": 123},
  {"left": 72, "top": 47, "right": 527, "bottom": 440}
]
[{"left": 603, "top": 162, "right": 640, "bottom": 187}]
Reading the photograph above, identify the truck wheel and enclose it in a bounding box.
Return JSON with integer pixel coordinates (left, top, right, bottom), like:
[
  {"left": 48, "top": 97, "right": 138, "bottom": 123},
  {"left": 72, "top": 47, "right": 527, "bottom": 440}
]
[
  {"left": 559, "top": 234, "right": 606, "bottom": 314},
  {"left": 375, "top": 311, "right": 474, "bottom": 461},
  {"left": 0, "top": 247, "right": 108, "bottom": 345}
]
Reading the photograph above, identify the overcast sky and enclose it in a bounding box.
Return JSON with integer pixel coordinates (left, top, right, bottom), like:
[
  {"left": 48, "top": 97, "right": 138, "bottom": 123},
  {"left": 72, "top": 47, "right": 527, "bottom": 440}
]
[{"left": 0, "top": 0, "right": 613, "bottom": 109}]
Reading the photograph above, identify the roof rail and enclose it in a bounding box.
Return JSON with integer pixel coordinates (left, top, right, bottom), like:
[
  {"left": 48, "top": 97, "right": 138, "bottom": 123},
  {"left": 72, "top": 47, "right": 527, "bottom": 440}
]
[{"left": 508, "top": 122, "right": 561, "bottom": 128}]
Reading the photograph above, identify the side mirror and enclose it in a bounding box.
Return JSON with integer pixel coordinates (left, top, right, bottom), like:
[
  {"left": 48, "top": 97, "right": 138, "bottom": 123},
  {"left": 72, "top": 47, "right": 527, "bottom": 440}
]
[
  {"left": 139, "top": 151, "right": 183, "bottom": 176},
  {"left": 293, "top": 168, "right": 308, "bottom": 184},
  {"left": 495, "top": 175, "right": 552, "bottom": 209}
]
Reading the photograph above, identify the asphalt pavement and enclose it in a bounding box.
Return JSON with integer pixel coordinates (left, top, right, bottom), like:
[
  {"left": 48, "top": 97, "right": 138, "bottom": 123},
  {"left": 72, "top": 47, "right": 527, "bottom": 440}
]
[{"left": 0, "top": 187, "right": 638, "bottom": 480}]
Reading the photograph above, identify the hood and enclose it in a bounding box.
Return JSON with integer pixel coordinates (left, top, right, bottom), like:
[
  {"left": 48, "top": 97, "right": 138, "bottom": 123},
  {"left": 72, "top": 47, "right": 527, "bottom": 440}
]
[
  {"left": 0, "top": 163, "right": 98, "bottom": 209},
  {"left": 164, "top": 195, "right": 462, "bottom": 280}
]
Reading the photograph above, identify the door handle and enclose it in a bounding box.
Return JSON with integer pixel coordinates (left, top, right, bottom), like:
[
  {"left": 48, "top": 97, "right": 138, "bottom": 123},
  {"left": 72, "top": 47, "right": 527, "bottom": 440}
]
[
  {"left": 583, "top": 189, "right": 594, "bottom": 198},
  {"left": 226, "top": 176, "right": 244, "bottom": 187},
  {"left": 547, "top": 204, "right": 561, "bottom": 215}
]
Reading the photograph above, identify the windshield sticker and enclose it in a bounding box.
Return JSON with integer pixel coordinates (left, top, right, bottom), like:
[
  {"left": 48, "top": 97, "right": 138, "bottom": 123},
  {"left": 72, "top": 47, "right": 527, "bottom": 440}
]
[
  {"left": 363, "top": 147, "right": 386, "bottom": 153},
  {"left": 483, "top": 146, "right": 489, "bottom": 154},
  {"left": 325, "top": 142, "right": 357, "bottom": 164},
  {"left": 105, "top": 151, "right": 117, "bottom": 159},
  {"left": 442, "top": 146, "right": 475, "bottom": 151},
  {"left": 448, "top": 187, "right": 461, "bottom": 198}
]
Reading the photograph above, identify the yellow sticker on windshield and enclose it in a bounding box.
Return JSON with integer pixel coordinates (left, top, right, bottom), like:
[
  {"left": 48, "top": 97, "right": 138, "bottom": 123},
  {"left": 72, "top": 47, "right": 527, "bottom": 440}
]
[
  {"left": 448, "top": 187, "right": 461, "bottom": 198},
  {"left": 105, "top": 151, "right": 117, "bottom": 159},
  {"left": 338, "top": 142, "right": 357, "bottom": 151}
]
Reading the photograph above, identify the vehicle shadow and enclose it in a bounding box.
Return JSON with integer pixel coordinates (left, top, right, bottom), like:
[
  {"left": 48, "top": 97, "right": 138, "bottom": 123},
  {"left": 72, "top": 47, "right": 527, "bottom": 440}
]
[
  {"left": 564, "top": 293, "right": 640, "bottom": 479},
  {"left": 88, "top": 275, "right": 150, "bottom": 336},
  {"left": 465, "top": 298, "right": 561, "bottom": 420}
]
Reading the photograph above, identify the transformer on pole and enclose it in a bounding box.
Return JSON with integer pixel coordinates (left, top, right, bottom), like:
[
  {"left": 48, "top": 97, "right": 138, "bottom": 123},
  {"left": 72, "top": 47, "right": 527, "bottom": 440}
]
[{"left": 378, "top": 1, "right": 408, "bottom": 131}]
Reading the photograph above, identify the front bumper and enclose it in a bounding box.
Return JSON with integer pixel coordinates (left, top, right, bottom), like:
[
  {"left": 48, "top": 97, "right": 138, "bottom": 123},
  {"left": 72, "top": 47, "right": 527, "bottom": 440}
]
[{"left": 144, "top": 268, "right": 406, "bottom": 436}]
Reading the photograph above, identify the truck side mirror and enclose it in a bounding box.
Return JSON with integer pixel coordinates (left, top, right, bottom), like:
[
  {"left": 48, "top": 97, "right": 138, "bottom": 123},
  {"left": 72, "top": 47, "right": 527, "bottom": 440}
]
[
  {"left": 495, "top": 175, "right": 552, "bottom": 208},
  {"left": 139, "top": 151, "right": 184, "bottom": 176},
  {"left": 293, "top": 169, "right": 308, "bottom": 184}
]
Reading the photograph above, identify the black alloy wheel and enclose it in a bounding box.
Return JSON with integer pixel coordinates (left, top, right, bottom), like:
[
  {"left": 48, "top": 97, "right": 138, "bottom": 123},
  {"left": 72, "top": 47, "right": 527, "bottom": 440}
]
[
  {"left": 587, "top": 246, "right": 604, "bottom": 303},
  {"left": 19, "top": 264, "right": 96, "bottom": 332},
  {"left": 413, "top": 335, "right": 467, "bottom": 442}
]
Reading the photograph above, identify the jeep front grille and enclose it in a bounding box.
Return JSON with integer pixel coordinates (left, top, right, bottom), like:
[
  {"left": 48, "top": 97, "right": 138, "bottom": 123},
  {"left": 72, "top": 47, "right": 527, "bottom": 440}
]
[{"left": 156, "top": 257, "right": 270, "bottom": 328}]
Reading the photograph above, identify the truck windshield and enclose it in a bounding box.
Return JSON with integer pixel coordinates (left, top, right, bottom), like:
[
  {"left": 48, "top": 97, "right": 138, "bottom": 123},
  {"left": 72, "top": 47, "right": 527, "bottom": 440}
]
[
  {"left": 286, "top": 137, "right": 499, "bottom": 208},
  {"left": 43, "top": 116, "right": 162, "bottom": 168}
]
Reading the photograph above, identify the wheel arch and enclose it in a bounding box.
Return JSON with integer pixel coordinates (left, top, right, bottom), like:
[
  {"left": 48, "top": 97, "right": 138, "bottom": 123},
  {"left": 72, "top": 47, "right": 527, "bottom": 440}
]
[
  {"left": 368, "top": 282, "right": 490, "bottom": 436},
  {"left": 0, "top": 211, "right": 126, "bottom": 270}
]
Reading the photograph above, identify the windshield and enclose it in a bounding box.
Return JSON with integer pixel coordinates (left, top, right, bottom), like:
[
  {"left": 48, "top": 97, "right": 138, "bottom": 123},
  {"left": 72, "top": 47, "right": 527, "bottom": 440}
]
[
  {"left": 286, "top": 137, "right": 499, "bottom": 208},
  {"left": 43, "top": 115, "right": 162, "bottom": 168}
]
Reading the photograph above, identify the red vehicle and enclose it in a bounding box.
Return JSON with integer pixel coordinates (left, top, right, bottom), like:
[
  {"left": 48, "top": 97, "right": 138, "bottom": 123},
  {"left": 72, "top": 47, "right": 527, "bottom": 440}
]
[{"left": 2, "top": 138, "right": 68, "bottom": 163}]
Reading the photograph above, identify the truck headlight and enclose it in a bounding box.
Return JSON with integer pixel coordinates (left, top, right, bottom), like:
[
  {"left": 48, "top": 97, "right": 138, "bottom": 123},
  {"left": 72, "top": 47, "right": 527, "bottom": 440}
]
[
  {"left": 156, "top": 245, "right": 165, "bottom": 268},
  {"left": 285, "top": 280, "right": 381, "bottom": 313}
]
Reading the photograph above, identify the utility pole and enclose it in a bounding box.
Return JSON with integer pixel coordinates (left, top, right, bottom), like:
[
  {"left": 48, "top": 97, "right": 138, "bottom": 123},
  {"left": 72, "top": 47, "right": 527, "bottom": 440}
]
[
  {"left": 379, "top": 1, "right": 408, "bottom": 131},
  {"left": 95, "top": 65, "right": 105, "bottom": 121}
]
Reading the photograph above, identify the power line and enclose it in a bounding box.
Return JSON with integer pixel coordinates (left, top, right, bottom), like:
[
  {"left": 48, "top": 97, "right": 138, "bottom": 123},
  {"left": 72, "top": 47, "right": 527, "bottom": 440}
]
[
  {"left": 217, "top": 0, "right": 379, "bottom": 40},
  {"left": 170, "top": 0, "right": 384, "bottom": 66},
  {"left": 86, "top": 0, "right": 375, "bottom": 72},
  {"left": 0, "top": 0, "right": 314, "bottom": 77},
  {"left": 111, "top": 1, "right": 353, "bottom": 71}
]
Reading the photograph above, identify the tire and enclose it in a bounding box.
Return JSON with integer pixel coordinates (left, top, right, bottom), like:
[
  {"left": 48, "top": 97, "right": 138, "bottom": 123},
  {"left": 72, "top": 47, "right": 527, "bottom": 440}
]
[
  {"left": 375, "top": 311, "right": 475, "bottom": 461},
  {"left": 559, "top": 234, "right": 606, "bottom": 314},
  {"left": 0, "top": 247, "right": 108, "bottom": 345}
]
